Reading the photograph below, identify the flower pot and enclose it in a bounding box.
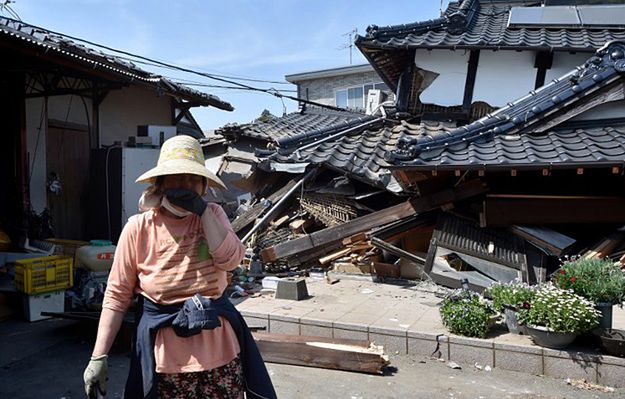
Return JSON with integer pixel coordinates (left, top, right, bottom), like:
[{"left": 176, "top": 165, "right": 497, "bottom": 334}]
[
  {"left": 595, "top": 302, "right": 614, "bottom": 330},
  {"left": 526, "top": 325, "right": 577, "bottom": 349},
  {"left": 600, "top": 329, "right": 625, "bottom": 357},
  {"left": 503, "top": 304, "right": 525, "bottom": 335}
]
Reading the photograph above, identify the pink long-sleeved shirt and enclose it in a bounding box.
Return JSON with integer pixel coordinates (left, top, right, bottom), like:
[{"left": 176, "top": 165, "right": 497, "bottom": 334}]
[{"left": 103, "top": 203, "right": 246, "bottom": 373}]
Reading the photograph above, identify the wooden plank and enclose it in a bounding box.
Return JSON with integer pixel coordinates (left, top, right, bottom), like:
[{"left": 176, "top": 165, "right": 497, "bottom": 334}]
[
  {"left": 510, "top": 225, "right": 576, "bottom": 256},
  {"left": 261, "top": 180, "right": 487, "bottom": 262},
  {"left": 232, "top": 179, "right": 298, "bottom": 233},
  {"left": 370, "top": 237, "right": 427, "bottom": 265},
  {"left": 482, "top": 195, "right": 625, "bottom": 226},
  {"left": 319, "top": 247, "right": 352, "bottom": 265},
  {"left": 253, "top": 332, "right": 389, "bottom": 374},
  {"left": 342, "top": 232, "right": 368, "bottom": 245},
  {"left": 582, "top": 231, "right": 625, "bottom": 259}
]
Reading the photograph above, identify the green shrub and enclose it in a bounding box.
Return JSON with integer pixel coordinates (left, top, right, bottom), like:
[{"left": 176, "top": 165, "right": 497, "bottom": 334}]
[
  {"left": 552, "top": 258, "right": 625, "bottom": 305},
  {"left": 485, "top": 279, "right": 537, "bottom": 313},
  {"left": 439, "top": 290, "right": 495, "bottom": 338}
]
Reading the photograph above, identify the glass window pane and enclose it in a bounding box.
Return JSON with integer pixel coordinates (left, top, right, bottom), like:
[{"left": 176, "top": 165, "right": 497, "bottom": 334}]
[
  {"left": 348, "top": 87, "right": 364, "bottom": 109},
  {"left": 335, "top": 90, "right": 347, "bottom": 108}
]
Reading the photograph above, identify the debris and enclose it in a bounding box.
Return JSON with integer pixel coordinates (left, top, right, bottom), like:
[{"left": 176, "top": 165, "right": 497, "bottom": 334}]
[
  {"left": 484, "top": 365, "right": 491, "bottom": 372},
  {"left": 474, "top": 363, "right": 482, "bottom": 370},
  {"left": 565, "top": 378, "right": 615, "bottom": 393},
  {"left": 447, "top": 361, "right": 461, "bottom": 369}
]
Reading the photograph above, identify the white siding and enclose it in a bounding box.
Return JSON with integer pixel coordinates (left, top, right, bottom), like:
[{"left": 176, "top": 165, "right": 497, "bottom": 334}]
[
  {"left": 99, "top": 85, "right": 171, "bottom": 146},
  {"left": 415, "top": 49, "right": 469, "bottom": 106},
  {"left": 472, "top": 50, "right": 537, "bottom": 107}
]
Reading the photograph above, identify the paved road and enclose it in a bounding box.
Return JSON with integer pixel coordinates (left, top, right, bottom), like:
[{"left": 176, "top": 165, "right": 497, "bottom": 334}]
[{"left": 0, "top": 318, "right": 622, "bottom": 399}]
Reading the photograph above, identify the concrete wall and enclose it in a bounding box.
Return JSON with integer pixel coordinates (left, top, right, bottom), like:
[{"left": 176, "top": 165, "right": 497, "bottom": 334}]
[
  {"left": 296, "top": 71, "right": 389, "bottom": 106},
  {"left": 99, "top": 85, "right": 171, "bottom": 146}
]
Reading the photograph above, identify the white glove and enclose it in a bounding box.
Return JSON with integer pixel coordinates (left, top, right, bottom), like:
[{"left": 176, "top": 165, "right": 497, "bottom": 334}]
[{"left": 84, "top": 354, "right": 108, "bottom": 398}]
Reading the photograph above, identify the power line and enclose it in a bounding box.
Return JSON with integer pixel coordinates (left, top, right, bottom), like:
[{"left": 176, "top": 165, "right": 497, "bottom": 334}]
[{"left": 4, "top": 16, "right": 357, "bottom": 114}]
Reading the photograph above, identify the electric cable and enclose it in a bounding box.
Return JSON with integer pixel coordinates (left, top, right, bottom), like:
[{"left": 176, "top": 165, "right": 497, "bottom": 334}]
[{"left": 0, "top": 16, "right": 362, "bottom": 114}]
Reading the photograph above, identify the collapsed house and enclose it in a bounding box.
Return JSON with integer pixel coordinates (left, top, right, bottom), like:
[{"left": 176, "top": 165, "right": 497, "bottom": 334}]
[{"left": 222, "top": 0, "right": 625, "bottom": 291}]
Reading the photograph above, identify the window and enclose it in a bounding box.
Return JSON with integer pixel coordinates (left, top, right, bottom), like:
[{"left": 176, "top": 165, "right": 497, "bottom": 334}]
[{"left": 335, "top": 83, "right": 390, "bottom": 110}]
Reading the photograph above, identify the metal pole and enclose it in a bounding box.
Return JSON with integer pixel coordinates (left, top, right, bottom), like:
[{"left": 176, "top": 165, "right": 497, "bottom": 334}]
[{"left": 241, "top": 169, "right": 316, "bottom": 244}]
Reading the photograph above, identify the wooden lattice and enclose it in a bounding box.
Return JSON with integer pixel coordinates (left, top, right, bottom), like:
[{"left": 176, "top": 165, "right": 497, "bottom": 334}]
[{"left": 299, "top": 194, "right": 358, "bottom": 227}]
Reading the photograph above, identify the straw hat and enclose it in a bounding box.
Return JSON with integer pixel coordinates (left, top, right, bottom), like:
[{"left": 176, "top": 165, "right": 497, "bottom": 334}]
[{"left": 135, "top": 135, "right": 226, "bottom": 189}]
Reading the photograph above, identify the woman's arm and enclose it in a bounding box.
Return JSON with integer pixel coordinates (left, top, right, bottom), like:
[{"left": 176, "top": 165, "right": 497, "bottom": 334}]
[
  {"left": 201, "top": 204, "right": 246, "bottom": 271},
  {"left": 91, "top": 308, "right": 126, "bottom": 356}
]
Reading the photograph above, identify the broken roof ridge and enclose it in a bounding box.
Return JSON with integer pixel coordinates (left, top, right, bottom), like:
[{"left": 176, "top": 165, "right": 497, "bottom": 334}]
[{"left": 389, "top": 40, "right": 625, "bottom": 164}]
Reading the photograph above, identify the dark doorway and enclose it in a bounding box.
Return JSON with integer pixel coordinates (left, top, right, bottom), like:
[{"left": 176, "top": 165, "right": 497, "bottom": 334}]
[{"left": 46, "top": 124, "right": 90, "bottom": 239}]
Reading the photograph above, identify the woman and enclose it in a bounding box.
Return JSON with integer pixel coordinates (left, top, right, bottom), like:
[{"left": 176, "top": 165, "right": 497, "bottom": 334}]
[{"left": 83, "top": 135, "right": 276, "bottom": 399}]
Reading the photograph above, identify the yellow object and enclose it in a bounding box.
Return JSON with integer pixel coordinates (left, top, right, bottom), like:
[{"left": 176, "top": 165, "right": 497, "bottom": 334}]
[
  {"left": 0, "top": 229, "right": 10, "bottom": 251},
  {"left": 15, "top": 255, "right": 73, "bottom": 295}
]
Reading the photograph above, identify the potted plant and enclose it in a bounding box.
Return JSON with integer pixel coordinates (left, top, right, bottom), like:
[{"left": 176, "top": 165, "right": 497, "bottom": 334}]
[
  {"left": 485, "top": 279, "right": 536, "bottom": 334},
  {"left": 516, "top": 284, "right": 601, "bottom": 349},
  {"left": 552, "top": 258, "right": 625, "bottom": 329},
  {"left": 439, "top": 289, "right": 496, "bottom": 339}
]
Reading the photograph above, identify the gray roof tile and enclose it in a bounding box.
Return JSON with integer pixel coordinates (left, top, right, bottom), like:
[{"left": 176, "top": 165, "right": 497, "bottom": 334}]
[{"left": 388, "top": 41, "right": 625, "bottom": 169}]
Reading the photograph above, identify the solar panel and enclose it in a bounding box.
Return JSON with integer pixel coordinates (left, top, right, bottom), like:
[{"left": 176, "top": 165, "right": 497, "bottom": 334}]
[
  {"left": 508, "top": 6, "right": 580, "bottom": 27},
  {"left": 578, "top": 5, "right": 625, "bottom": 27},
  {"left": 509, "top": 5, "right": 625, "bottom": 28}
]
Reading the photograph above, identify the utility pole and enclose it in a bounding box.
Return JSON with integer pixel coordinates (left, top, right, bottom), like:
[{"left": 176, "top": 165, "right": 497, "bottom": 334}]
[{"left": 338, "top": 28, "right": 358, "bottom": 65}]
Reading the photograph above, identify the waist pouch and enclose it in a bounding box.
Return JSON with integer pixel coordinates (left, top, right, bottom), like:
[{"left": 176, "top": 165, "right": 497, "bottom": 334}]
[{"left": 172, "top": 294, "right": 222, "bottom": 337}]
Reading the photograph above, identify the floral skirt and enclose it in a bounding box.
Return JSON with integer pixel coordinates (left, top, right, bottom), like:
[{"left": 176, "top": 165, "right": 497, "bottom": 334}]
[{"left": 156, "top": 357, "right": 244, "bottom": 399}]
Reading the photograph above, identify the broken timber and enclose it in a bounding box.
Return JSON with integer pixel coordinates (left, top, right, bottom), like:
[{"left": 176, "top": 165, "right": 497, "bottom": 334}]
[
  {"left": 253, "top": 332, "right": 389, "bottom": 374},
  {"left": 260, "top": 180, "right": 487, "bottom": 263}
]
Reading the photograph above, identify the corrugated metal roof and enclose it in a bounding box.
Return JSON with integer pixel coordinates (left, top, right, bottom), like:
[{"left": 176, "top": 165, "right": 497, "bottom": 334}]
[{"left": 0, "top": 17, "right": 232, "bottom": 110}]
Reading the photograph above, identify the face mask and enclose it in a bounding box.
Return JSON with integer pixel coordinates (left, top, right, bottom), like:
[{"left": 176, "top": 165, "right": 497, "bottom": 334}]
[{"left": 161, "top": 196, "right": 192, "bottom": 217}]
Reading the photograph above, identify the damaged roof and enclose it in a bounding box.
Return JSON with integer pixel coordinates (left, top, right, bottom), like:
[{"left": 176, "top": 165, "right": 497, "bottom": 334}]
[
  {"left": 387, "top": 40, "right": 625, "bottom": 170},
  {"left": 267, "top": 120, "right": 456, "bottom": 192},
  {"left": 0, "top": 17, "right": 233, "bottom": 110},
  {"left": 356, "top": 0, "right": 625, "bottom": 91},
  {"left": 216, "top": 107, "right": 373, "bottom": 146}
]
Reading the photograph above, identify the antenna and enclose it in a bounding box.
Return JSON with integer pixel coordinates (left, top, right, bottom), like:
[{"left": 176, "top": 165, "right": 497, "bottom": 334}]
[
  {"left": 338, "top": 28, "right": 358, "bottom": 65},
  {"left": 0, "top": 0, "right": 21, "bottom": 20}
]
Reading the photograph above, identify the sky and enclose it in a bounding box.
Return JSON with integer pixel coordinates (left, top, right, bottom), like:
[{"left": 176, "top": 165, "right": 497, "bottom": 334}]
[{"left": 5, "top": 0, "right": 449, "bottom": 131}]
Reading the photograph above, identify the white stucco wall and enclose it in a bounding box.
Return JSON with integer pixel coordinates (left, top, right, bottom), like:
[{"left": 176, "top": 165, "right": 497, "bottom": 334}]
[
  {"left": 415, "top": 49, "right": 469, "bottom": 106},
  {"left": 99, "top": 85, "right": 171, "bottom": 146},
  {"left": 26, "top": 94, "right": 93, "bottom": 213},
  {"left": 545, "top": 52, "right": 592, "bottom": 83},
  {"left": 472, "top": 50, "right": 537, "bottom": 107}
]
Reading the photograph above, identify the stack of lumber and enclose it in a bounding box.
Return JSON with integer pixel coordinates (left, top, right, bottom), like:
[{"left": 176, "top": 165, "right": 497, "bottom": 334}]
[{"left": 318, "top": 233, "right": 398, "bottom": 277}]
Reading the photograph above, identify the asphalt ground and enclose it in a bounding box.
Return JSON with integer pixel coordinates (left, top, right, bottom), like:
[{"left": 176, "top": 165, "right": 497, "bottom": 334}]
[{"left": 0, "top": 318, "right": 623, "bottom": 399}]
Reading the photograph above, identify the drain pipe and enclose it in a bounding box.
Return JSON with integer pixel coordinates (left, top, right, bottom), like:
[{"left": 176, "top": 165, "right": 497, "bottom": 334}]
[{"left": 241, "top": 168, "right": 316, "bottom": 244}]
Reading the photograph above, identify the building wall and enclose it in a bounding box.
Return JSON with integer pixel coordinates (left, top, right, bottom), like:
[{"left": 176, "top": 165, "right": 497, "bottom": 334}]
[
  {"left": 26, "top": 94, "right": 94, "bottom": 214},
  {"left": 99, "top": 85, "right": 172, "bottom": 146},
  {"left": 472, "top": 50, "right": 537, "bottom": 107},
  {"left": 415, "top": 49, "right": 470, "bottom": 106},
  {"left": 295, "top": 71, "right": 389, "bottom": 106},
  {"left": 27, "top": 85, "right": 174, "bottom": 213}
]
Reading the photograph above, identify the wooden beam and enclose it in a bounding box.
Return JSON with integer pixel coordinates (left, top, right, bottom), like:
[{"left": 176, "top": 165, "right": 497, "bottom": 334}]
[
  {"left": 370, "top": 237, "right": 427, "bottom": 265},
  {"left": 462, "top": 50, "right": 480, "bottom": 112},
  {"left": 260, "top": 180, "right": 487, "bottom": 262},
  {"left": 482, "top": 195, "right": 625, "bottom": 226},
  {"left": 253, "top": 332, "right": 389, "bottom": 374}
]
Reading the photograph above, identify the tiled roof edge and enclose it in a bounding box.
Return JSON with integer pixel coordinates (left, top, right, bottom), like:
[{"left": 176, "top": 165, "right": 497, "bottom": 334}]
[
  {"left": 356, "top": 0, "right": 478, "bottom": 44},
  {"left": 0, "top": 17, "right": 232, "bottom": 110},
  {"left": 388, "top": 40, "right": 625, "bottom": 164}
]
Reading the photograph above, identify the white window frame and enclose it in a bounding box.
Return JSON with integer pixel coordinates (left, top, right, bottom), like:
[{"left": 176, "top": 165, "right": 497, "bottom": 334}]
[{"left": 334, "top": 82, "right": 390, "bottom": 110}]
